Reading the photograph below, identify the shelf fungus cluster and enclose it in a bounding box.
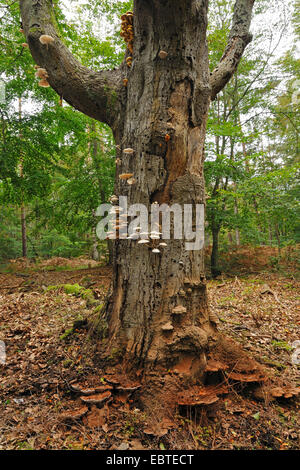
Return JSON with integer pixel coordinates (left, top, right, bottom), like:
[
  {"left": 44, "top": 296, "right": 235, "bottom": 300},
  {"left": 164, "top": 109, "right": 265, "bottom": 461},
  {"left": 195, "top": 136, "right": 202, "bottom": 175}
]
[
  {"left": 34, "top": 65, "right": 50, "bottom": 88},
  {"left": 120, "top": 11, "right": 134, "bottom": 54},
  {"left": 131, "top": 227, "right": 168, "bottom": 254},
  {"left": 160, "top": 302, "right": 188, "bottom": 335},
  {"left": 107, "top": 206, "right": 127, "bottom": 240},
  {"left": 106, "top": 216, "right": 169, "bottom": 253},
  {"left": 60, "top": 377, "right": 142, "bottom": 418},
  {"left": 126, "top": 56, "right": 133, "bottom": 68},
  {"left": 109, "top": 195, "right": 119, "bottom": 204}
]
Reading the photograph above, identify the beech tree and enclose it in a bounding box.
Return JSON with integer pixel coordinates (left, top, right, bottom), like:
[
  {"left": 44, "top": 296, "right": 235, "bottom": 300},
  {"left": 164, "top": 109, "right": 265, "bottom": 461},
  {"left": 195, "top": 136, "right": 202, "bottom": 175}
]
[{"left": 19, "top": 0, "right": 256, "bottom": 378}]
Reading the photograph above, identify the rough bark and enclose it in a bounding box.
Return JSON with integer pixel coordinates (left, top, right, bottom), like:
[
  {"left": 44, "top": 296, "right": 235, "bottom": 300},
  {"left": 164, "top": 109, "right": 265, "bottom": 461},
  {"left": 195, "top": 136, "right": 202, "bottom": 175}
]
[
  {"left": 19, "top": 0, "right": 256, "bottom": 380},
  {"left": 210, "top": 0, "right": 255, "bottom": 100},
  {"left": 211, "top": 223, "right": 221, "bottom": 278},
  {"left": 103, "top": 0, "right": 217, "bottom": 378},
  {"left": 21, "top": 204, "right": 27, "bottom": 258}
]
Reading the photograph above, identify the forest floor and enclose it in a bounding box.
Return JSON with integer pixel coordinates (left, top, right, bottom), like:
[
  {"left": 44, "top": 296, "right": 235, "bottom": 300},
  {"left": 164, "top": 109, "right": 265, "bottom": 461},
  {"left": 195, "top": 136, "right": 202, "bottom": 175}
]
[{"left": 0, "top": 247, "right": 299, "bottom": 450}]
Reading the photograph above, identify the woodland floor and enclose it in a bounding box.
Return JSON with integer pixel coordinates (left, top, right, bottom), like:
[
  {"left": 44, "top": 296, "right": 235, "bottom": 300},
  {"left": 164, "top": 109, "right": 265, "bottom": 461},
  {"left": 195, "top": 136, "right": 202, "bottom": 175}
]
[{"left": 0, "top": 247, "right": 299, "bottom": 450}]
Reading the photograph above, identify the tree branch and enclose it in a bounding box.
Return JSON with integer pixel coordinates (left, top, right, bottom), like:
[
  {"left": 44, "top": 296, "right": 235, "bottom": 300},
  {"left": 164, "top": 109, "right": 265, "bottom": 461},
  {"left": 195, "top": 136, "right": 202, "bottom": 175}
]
[
  {"left": 19, "top": 0, "right": 122, "bottom": 129},
  {"left": 210, "top": 0, "right": 256, "bottom": 101}
]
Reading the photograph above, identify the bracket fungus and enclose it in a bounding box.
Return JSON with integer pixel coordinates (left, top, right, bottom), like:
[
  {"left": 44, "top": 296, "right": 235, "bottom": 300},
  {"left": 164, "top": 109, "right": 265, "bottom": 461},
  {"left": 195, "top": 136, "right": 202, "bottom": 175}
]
[
  {"left": 119, "top": 173, "right": 134, "bottom": 180},
  {"left": 172, "top": 305, "right": 187, "bottom": 315},
  {"left": 39, "top": 34, "right": 54, "bottom": 45},
  {"left": 80, "top": 391, "right": 112, "bottom": 406},
  {"left": 159, "top": 50, "right": 168, "bottom": 59},
  {"left": 109, "top": 195, "right": 118, "bottom": 204},
  {"left": 161, "top": 322, "right": 174, "bottom": 332},
  {"left": 123, "top": 148, "right": 134, "bottom": 154},
  {"left": 38, "top": 79, "right": 50, "bottom": 88},
  {"left": 127, "top": 177, "right": 136, "bottom": 185},
  {"left": 35, "top": 67, "right": 48, "bottom": 79},
  {"left": 61, "top": 406, "right": 88, "bottom": 422},
  {"left": 126, "top": 56, "right": 133, "bottom": 67},
  {"left": 120, "top": 11, "right": 134, "bottom": 54}
]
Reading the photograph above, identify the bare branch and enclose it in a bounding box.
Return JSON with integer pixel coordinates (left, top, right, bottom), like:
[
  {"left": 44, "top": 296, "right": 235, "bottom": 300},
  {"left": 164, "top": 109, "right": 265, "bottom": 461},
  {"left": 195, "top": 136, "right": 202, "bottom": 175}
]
[
  {"left": 19, "top": 0, "right": 122, "bottom": 128},
  {"left": 210, "top": 0, "right": 256, "bottom": 101}
]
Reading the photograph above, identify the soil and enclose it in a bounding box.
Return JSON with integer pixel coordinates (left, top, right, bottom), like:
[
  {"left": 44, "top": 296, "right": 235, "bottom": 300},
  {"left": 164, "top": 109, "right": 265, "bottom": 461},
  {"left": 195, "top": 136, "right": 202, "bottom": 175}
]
[{"left": 0, "top": 248, "right": 299, "bottom": 450}]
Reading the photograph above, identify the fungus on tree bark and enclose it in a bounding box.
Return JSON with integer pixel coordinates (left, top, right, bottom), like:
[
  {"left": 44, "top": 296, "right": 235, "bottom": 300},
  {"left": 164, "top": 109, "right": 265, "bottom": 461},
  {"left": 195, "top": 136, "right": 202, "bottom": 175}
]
[{"left": 19, "top": 0, "right": 257, "bottom": 381}]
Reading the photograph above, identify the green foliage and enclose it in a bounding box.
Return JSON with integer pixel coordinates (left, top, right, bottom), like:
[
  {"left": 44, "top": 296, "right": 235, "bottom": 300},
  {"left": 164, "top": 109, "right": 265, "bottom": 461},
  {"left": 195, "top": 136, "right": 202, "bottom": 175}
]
[
  {"left": 205, "top": 0, "right": 299, "bottom": 269},
  {"left": 0, "top": 0, "right": 298, "bottom": 266}
]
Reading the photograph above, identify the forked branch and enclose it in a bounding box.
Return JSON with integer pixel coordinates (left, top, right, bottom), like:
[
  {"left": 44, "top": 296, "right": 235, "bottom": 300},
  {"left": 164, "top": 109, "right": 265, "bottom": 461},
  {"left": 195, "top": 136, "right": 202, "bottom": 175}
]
[{"left": 210, "top": 0, "right": 256, "bottom": 100}]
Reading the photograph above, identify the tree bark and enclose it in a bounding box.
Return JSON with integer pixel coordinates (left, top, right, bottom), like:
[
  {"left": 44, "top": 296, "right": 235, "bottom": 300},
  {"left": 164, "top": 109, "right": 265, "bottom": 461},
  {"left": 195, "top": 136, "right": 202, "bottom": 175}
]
[
  {"left": 211, "top": 223, "right": 221, "bottom": 278},
  {"left": 21, "top": 204, "right": 27, "bottom": 258},
  {"left": 19, "top": 0, "right": 256, "bottom": 379},
  {"left": 105, "top": 0, "right": 214, "bottom": 377},
  {"left": 18, "top": 97, "right": 27, "bottom": 258}
]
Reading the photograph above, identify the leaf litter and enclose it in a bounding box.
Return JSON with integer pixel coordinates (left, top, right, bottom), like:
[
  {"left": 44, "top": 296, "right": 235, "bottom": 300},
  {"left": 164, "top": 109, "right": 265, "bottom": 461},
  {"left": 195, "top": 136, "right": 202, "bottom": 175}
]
[{"left": 0, "top": 257, "right": 299, "bottom": 450}]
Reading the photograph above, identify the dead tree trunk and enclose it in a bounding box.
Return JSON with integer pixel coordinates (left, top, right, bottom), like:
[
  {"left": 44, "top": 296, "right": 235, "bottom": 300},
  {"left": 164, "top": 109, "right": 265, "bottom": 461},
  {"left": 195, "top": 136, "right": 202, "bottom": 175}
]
[{"left": 20, "top": 0, "right": 256, "bottom": 378}]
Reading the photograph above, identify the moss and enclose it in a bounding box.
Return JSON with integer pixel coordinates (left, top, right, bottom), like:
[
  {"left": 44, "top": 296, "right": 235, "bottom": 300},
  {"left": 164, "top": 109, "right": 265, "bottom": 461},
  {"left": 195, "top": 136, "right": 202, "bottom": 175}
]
[
  {"left": 62, "top": 283, "right": 84, "bottom": 295},
  {"left": 271, "top": 340, "right": 292, "bottom": 351},
  {"left": 62, "top": 359, "right": 73, "bottom": 367},
  {"left": 59, "top": 328, "right": 74, "bottom": 341},
  {"left": 45, "top": 285, "right": 59, "bottom": 291},
  {"left": 45, "top": 283, "right": 94, "bottom": 299},
  {"left": 93, "top": 303, "right": 104, "bottom": 314},
  {"left": 29, "top": 26, "right": 41, "bottom": 35}
]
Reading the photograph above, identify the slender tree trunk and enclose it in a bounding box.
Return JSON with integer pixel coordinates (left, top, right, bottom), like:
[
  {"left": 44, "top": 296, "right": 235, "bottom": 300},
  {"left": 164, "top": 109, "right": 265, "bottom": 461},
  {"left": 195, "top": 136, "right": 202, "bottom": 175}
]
[
  {"left": 18, "top": 96, "right": 27, "bottom": 258},
  {"left": 210, "top": 224, "right": 221, "bottom": 278},
  {"left": 234, "top": 198, "right": 240, "bottom": 246},
  {"left": 20, "top": 204, "right": 27, "bottom": 258},
  {"left": 275, "top": 224, "right": 281, "bottom": 256},
  {"left": 268, "top": 224, "right": 273, "bottom": 245}
]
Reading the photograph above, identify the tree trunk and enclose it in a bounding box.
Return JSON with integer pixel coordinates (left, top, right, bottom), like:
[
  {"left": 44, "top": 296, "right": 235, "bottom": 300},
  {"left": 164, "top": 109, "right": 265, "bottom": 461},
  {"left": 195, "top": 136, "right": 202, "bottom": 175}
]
[
  {"left": 21, "top": 204, "right": 27, "bottom": 258},
  {"left": 105, "top": 0, "right": 216, "bottom": 377},
  {"left": 234, "top": 198, "right": 241, "bottom": 246},
  {"left": 19, "top": 96, "right": 27, "bottom": 259},
  {"left": 19, "top": 0, "right": 256, "bottom": 381},
  {"left": 210, "top": 224, "right": 221, "bottom": 278}
]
